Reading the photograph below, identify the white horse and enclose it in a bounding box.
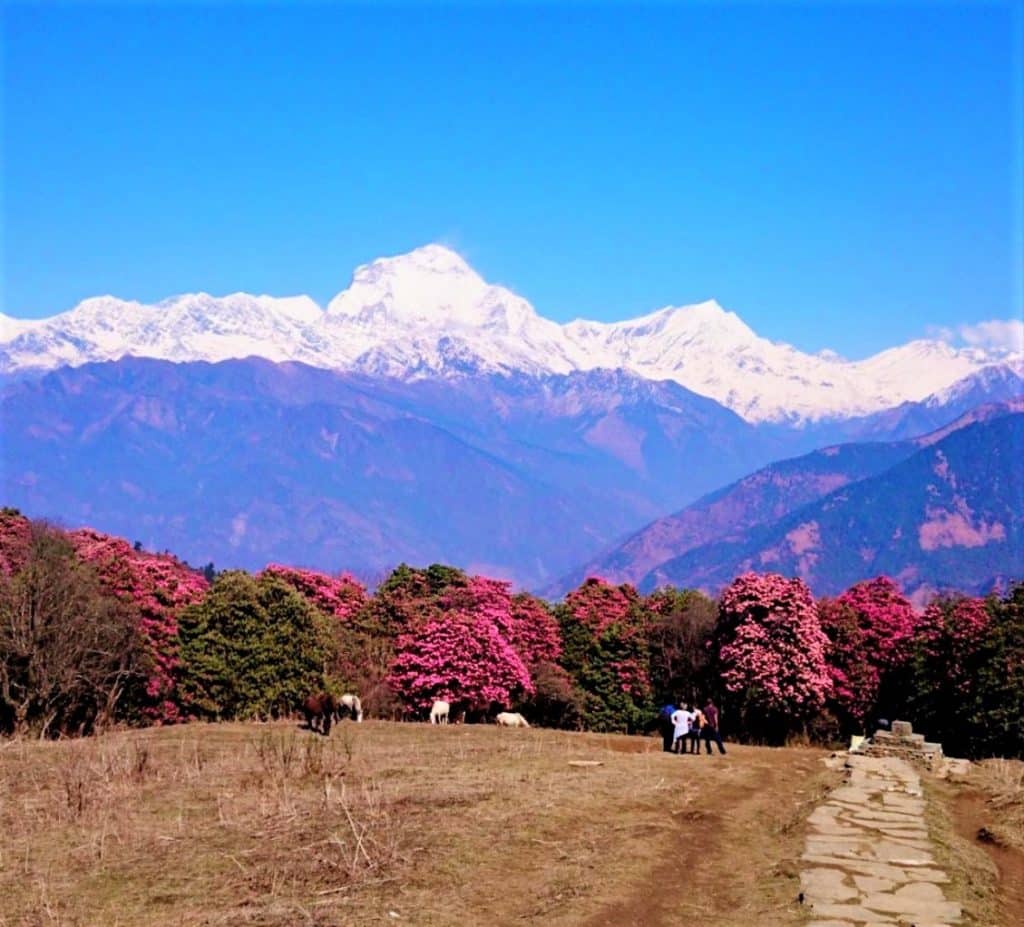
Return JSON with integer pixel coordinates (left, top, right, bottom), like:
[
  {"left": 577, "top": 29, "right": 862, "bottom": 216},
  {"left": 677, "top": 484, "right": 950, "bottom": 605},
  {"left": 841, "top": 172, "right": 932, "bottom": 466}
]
[
  {"left": 339, "top": 693, "right": 363, "bottom": 722},
  {"left": 429, "top": 700, "right": 450, "bottom": 725},
  {"left": 495, "top": 711, "right": 530, "bottom": 728}
]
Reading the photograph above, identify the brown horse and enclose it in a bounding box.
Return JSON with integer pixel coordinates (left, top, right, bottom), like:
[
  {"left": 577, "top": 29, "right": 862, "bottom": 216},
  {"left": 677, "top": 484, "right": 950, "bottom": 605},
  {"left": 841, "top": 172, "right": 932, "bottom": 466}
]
[{"left": 301, "top": 692, "right": 337, "bottom": 735}]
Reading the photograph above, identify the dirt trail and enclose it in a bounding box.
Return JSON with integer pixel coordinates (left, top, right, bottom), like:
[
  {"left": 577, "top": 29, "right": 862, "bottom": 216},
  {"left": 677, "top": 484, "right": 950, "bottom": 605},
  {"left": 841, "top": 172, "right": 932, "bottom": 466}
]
[
  {"left": 585, "top": 747, "right": 829, "bottom": 927},
  {"left": 953, "top": 789, "right": 1024, "bottom": 926}
]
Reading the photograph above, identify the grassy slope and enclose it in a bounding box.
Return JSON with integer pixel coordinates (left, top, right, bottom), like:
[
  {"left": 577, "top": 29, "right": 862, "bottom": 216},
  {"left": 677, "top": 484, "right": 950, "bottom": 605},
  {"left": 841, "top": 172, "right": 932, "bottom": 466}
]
[{"left": 0, "top": 722, "right": 833, "bottom": 927}]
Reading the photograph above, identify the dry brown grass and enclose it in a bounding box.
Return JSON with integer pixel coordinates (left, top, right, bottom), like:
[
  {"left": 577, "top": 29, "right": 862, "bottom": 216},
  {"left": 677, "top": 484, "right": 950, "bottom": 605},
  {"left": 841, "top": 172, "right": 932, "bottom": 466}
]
[
  {"left": 971, "top": 758, "right": 1024, "bottom": 851},
  {"left": 0, "top": 722, "right": 831, "bottom": 926},
  {"left": 926, "top": 757, "right": 1024, "bottom": 927}
]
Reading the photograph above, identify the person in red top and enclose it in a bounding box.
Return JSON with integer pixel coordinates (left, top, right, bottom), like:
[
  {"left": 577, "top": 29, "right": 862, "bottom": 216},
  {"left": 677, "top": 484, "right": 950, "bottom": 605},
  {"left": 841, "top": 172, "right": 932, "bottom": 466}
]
[{"left": 702, "top": 699, "right": 727, "bottom": 755}]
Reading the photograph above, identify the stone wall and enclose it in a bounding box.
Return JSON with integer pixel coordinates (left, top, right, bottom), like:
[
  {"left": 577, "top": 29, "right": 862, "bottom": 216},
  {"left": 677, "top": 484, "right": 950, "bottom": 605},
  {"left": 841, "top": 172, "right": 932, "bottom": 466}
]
[{"left": 852, "top": 720, "right": 944, "bottom": 771}]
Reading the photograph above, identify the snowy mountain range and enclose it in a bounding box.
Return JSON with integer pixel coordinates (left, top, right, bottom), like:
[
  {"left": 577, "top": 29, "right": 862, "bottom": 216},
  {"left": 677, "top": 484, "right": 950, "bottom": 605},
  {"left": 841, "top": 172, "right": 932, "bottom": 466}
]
[{"left": 3, "top": 244, "right": 1019, "bottom": 423}]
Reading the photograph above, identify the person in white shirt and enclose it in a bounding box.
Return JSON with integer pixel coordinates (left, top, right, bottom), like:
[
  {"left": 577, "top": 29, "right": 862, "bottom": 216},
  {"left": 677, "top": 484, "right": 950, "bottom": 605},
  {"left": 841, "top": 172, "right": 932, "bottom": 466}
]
[{"left": 670, "top": 704, "right": 692, "bottom": 754}]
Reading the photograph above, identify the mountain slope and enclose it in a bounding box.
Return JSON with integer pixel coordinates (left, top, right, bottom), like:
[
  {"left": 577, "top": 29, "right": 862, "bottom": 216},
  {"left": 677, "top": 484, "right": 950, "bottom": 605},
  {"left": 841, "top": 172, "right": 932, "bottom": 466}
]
[
  {"left": 565, "top": 399, "right": 1024, "bottom": 593},
  {"left": 640, "top": 413, "right": 1024, "bottom": 599},
  {"left": 1, "top": 358, "right": 790, "bottom": 588},
  {"left": 3, "top": 244, "right": 1015, "bottom": 424},
  {"left": 558, "top": 441, "right": 916, "bottom": 594}
]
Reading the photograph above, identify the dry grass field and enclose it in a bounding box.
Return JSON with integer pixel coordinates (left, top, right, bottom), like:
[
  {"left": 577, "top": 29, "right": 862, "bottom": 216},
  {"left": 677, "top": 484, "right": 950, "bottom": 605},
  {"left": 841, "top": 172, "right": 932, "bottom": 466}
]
[
  {"left": 0, "top": 721, "right": 836, "bottom": 926},
  {"left": 946, "top": 758, "right": 1024, "bottom": 926}
]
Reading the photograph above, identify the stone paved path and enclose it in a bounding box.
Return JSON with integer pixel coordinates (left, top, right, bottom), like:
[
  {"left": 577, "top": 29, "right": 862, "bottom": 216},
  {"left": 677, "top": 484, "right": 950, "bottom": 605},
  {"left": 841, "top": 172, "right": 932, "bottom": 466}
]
[{"left": 801, "top": 754, "right": 961, "bottom": 926}]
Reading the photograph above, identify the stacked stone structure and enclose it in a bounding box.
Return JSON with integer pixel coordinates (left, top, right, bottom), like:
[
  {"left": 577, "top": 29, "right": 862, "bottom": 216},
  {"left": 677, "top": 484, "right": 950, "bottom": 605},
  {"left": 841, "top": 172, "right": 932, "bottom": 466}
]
[{"left": 853, "top": 720, "right": 944, "bottom": 771}]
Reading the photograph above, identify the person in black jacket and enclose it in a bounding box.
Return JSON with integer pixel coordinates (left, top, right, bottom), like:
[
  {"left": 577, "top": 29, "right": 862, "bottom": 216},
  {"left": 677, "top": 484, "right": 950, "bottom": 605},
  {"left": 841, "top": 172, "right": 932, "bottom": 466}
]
[{"left": 702, "top": 699, "right": 727, "bottom": 755}]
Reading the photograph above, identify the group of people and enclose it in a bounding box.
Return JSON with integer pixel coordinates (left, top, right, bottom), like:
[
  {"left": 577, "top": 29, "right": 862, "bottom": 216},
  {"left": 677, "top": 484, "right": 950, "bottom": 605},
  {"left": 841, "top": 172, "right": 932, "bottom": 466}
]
[{"left": 657, "top": 699, "right": 727, "bottom": 755}]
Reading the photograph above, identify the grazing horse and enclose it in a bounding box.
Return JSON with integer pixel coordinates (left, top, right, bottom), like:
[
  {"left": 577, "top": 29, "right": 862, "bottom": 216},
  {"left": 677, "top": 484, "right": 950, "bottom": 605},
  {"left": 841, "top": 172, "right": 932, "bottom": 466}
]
[
  {"left": 338, "top": 693, "right": 363, "bottom": 723},
  {"left": 302, "top": 692, "right": 337, "bottom": 736},
  {"left": 495, "top": 711, "right": 530, "bottom": 728},
  {"left": 429, "top": 700, "right": 450, "bottom": 725}
]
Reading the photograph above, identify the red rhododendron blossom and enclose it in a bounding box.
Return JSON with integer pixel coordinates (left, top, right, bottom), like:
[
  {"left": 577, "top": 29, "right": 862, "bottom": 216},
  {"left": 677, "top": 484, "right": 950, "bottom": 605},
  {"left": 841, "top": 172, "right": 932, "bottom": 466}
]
[
  {"left": 442, "top": 577, "right": 563, "bottom": 670},
  {"left": 562, "top": 577, "right": 652, "bottom": 711},
  {"left": 508, "top": 592, "right": 562, "bottom": 666}
]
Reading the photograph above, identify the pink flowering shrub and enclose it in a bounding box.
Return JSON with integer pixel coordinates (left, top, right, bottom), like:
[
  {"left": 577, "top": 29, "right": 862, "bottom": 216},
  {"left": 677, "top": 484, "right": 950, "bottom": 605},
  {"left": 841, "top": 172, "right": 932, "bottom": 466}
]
[
  {"left": 384, "top": 574, "right": 559, "bottom": 714},
  {"left": 835, "top": 576, "right": 919, "bottom": 668},
  {"left": 0, "top": 509, "right": 32, "bottom": 576},
  {"left": 714, "top": 572, "right": 831, "bottom": 741},
  {"left": 563, "top": 577, "right": 637, "bottom": 634},
  {"left": 818, "top": 576, "right": 920, "bottom": 730},
  {"left": 387, "top": 607, "right": 533, "bottom": 710},
  {"left": 912, "top": 594, "right": 992, "bottom": 697},
  {"left": 817, "top": 597, "right": 882, "bottom": 729},
  {"left": 260, "top": 564, "right": 366, "bottom": 622},
  {"left": 70, "top": 529, "right": 208, "bottom": 722},
  {"left": 442, "top": 577, "right": 562, "bottom": 669},
  {"left": 509, "top": 592, "right": 563, "bottom": 666}
]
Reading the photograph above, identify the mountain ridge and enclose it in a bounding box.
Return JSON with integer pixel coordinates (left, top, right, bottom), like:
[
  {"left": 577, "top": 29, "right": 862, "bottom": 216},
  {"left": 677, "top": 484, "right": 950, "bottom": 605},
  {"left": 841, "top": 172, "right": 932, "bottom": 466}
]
[
  {"left": 558, "top": 398, "right": 1024, "bottom": 595},
  {"left": 637, "top": 412, "right": 1024, "bottom": 601},
  {"left": 4, "top": 244, "right": 1018, "bottom": 424},
  {"left": 0, "top": 357, "right": 791, "bottom": 589}
]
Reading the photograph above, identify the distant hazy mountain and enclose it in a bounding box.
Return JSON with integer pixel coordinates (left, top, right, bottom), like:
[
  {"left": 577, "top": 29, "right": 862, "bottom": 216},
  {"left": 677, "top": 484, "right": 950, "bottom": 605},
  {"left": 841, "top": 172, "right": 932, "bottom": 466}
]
[
  {"left": 636, "top": 412, "right": 1024, "bottom": 601},
  {"left": 1, "top": 358, "right": 799, "bottom": 589},
  {"left": 563, "top": 399, "right": 1024, "bottom": 593},
  {"left": 3, "top": 244, "right": 1016, "bottom": 424}
]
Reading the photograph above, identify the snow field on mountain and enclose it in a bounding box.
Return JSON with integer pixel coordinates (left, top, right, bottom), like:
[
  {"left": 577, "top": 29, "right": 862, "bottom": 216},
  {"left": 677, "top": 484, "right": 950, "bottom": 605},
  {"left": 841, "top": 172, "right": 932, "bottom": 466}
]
[{"left": 2, "top": 244, "right": 1017, "bottom": 423}]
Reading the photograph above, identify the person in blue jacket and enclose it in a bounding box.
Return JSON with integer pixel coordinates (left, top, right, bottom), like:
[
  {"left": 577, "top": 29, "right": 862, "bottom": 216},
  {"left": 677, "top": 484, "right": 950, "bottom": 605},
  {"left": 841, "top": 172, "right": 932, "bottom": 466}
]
[{"left": 657, "top": 701, "right": 677, "bottom": 753}]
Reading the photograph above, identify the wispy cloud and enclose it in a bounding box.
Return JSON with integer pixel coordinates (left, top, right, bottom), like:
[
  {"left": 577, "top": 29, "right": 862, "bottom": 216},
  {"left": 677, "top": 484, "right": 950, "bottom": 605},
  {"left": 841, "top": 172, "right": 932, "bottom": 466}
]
[{"left": 930, "top": 319, "right": 1024, "bottom": 354}]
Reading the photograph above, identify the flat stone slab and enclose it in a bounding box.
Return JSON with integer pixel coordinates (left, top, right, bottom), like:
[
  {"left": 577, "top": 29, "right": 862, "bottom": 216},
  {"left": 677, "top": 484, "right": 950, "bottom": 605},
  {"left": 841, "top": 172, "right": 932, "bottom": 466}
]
[
  {"left": 803, "top": 756, "right": 961, "bottom": 924},
  {"left": 801, "top": 867, "right": 859, "bottom": 903}
]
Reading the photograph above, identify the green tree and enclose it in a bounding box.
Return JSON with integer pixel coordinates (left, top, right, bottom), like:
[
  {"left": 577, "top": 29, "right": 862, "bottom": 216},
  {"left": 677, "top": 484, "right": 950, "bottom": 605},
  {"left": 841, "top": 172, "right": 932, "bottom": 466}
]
[
  {"left": 555, "top": 579, "right": 654, "bottom": 733},
  {"left": 177, "top": 571, "right": 333, "bottom": 720},
  {"left": 644, "top": 587, "right": 718, "bottom": 705},
  {"left": 974, "top": 584, "right": 1024, "bottom": 758}
]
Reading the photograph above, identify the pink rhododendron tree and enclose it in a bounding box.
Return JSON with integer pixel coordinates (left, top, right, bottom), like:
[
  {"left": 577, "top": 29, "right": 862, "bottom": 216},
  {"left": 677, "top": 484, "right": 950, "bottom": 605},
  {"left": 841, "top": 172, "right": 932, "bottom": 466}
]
[
  {"left": 387, "top": 607, "right": 533, "bottom": 711},
  {"left": 817, "top": 597, "right": 882, "bottom": 729},
  {"left": 508, "top": 592, "right": 562, "bottom": 667},
  {"left": 563, "top": 576, "right": 637, "bottom": 634},
  {"left": 260, "top": 564, "right": 366, "bottom": 622},
  {"left": 70, "top": 529, "right": 208, "bottom": 722},
  {"left": 819, "top": 576, "right": 920, "bottom": 730},
  {"left": 441, "top": 577, "right": 562, "bottom": 670},
  {"left": 915, "top": 594, "right": 992, "bottom": 697},
  {"left": 714, "top": 572, "right": 831, "bottom": 742},
  {"left": 836, "top": 576, "right": 919, "bottom": 668}
]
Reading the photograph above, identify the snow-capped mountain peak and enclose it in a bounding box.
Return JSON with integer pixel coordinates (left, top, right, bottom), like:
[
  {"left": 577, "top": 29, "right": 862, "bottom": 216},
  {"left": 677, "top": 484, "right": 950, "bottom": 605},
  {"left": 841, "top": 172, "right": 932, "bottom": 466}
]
[
  {"left": 325, "top": 244, "right": 504, "bottom": 331},
  {"left": 1, "top": 244, "right": 1017, "bottom": 423}
]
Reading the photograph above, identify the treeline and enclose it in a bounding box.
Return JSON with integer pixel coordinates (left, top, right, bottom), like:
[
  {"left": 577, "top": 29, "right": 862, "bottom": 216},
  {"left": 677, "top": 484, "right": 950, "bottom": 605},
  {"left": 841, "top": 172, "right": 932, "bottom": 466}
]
[{"left": 0, "top": 511, "right": 1021, "bottom": 757}]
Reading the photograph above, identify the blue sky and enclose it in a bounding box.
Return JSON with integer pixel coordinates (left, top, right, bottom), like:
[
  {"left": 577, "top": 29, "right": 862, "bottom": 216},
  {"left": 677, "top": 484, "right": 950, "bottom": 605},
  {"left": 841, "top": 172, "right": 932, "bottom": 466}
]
[{"left": 3, "top": 1, "right": 1021, "bottom": 358}]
